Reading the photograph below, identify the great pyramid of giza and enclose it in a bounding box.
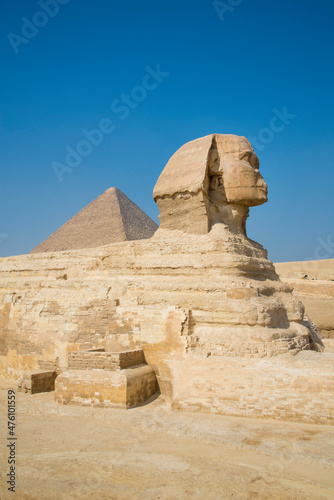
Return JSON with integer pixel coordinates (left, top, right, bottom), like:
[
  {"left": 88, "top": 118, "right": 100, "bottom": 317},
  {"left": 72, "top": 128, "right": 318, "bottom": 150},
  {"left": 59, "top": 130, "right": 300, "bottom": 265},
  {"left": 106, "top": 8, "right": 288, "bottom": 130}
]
[{"left": 31, "top": 187, "right": 158, "bottom": 253}]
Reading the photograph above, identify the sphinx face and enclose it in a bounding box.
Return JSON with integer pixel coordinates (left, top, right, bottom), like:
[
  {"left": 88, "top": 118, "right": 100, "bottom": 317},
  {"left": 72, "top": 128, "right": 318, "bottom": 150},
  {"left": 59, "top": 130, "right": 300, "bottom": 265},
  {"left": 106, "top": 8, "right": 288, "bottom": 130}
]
[
  {"left": 153, "top": 133, "right": 268, "bottom": 235},
  {"left": 219, "top": 138, "right": 268, "bottom": 207}
]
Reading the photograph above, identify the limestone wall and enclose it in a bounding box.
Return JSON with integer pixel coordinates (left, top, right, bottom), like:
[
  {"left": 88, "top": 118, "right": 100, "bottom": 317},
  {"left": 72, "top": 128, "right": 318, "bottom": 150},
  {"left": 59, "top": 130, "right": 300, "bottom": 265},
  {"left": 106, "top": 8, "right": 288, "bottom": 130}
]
[
  {"left": 275, "top": 258, "right": 334, "bottom": 281},
  {"left": 172, "top": 352, "right": 333, "bottom": 424},
  {"left": 275, "top": 259, "right": 334, "bottom": 344}
]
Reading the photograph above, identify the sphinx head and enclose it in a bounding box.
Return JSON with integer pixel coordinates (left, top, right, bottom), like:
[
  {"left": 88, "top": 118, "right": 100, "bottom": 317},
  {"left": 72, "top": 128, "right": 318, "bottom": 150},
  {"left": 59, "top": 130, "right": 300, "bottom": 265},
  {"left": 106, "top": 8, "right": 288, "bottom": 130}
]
[{"left": 153, "top": 134, "right": 267, "bottom": 235}]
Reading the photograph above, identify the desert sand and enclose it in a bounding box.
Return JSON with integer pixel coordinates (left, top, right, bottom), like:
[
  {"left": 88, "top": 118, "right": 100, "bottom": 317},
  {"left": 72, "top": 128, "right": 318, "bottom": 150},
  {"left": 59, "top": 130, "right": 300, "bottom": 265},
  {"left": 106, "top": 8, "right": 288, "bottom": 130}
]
[{"left": 1, "top": 375, "right": 334, "bottom": 500}]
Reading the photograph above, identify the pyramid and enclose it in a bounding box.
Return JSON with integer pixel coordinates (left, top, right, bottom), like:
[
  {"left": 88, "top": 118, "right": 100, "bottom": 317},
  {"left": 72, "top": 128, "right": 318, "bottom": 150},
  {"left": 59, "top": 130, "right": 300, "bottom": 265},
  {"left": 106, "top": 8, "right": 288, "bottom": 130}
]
[{"left": 31, "top": 188, "right": 158, "bottom": 253}]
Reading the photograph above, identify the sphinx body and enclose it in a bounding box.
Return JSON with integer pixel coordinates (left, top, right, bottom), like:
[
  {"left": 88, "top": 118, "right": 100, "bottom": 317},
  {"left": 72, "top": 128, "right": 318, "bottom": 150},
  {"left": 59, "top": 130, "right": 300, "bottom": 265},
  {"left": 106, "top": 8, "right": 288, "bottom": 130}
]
[{"left": 0, "top": 134, "right": 331, "bottom": 423}]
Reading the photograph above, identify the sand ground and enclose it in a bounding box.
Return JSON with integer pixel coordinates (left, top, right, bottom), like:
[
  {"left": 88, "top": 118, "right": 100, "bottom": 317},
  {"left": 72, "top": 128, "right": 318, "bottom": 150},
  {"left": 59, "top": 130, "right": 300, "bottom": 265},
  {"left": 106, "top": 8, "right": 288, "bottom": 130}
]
[{"left": 0, "top": 376, "right": 333, "bottom": 500}]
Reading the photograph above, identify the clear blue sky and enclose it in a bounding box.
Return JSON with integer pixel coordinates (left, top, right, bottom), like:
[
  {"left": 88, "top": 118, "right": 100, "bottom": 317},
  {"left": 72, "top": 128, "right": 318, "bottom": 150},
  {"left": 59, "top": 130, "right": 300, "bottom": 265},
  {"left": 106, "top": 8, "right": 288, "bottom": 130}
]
[{"left": 1, "top": 0, "right": 333, "bottom": 262}]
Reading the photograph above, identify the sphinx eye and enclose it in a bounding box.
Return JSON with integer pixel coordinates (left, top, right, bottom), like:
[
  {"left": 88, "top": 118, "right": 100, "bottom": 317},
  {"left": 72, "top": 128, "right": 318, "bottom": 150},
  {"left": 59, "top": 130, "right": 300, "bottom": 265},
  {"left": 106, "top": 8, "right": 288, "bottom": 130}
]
[
  {"left": 252, "top": 155, "right": 260, "bottom": 169},
  {"left": 241, "top": 152, "right": 259, "bottom": 169}
]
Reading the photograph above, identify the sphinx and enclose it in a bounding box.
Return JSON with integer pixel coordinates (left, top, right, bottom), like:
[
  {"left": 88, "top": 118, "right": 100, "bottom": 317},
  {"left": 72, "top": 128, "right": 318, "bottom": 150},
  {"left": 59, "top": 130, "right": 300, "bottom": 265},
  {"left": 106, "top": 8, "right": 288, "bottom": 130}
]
[
  {"left": 151, "top": 134, "right": 320, "bottom": 355},
  {"left": 0, "top": 134, "right": 331, "bottom": 423}
]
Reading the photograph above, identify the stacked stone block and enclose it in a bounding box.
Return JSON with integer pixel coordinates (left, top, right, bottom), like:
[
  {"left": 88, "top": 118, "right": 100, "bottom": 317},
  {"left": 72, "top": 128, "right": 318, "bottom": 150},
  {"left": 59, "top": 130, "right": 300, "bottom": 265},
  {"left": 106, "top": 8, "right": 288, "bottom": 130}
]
[
  {"left": 55, "top": 348, "right": 157, "bottom": 409},
  {"left": 68, "top": 349, "right": 145, "bottom": 370},
  {"left": 18, "top": 371, "right": 57, "bottom": 394}
]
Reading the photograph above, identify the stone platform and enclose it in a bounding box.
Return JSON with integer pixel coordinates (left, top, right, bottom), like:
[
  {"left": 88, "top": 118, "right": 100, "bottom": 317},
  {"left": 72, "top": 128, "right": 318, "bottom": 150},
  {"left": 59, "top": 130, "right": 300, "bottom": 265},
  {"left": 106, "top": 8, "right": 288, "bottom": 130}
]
[{"left": 55, "top": 349, "right": 157, "bottom": 408}]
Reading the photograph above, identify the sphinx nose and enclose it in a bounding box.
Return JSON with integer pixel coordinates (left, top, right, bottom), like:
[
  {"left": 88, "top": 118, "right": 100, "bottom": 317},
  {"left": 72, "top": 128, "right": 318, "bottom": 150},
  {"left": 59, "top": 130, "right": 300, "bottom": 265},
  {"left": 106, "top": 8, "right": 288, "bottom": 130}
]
[
  {"left": 256, "top": 175, "right": 267, "bottom": 190},
  {"left": 256, "top": 171, "right": 265, "bottom": 183}
]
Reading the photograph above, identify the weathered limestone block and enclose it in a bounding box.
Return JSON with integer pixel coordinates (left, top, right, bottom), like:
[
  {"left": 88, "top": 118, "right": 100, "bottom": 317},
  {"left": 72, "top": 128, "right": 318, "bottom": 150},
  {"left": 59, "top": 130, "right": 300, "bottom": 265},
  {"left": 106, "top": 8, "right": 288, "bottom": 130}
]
[
  {"left": 68, "top": 348, "right": 145, "bottom": 370},
  {"left": 18, "top": 370, "right": 57, "bottom": 394},
  {"left": 56, "top": 348, "right": 156, "bottom": 408},
  {"left": 55, "top": 365, "right": 157, "bottom": 408}
]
